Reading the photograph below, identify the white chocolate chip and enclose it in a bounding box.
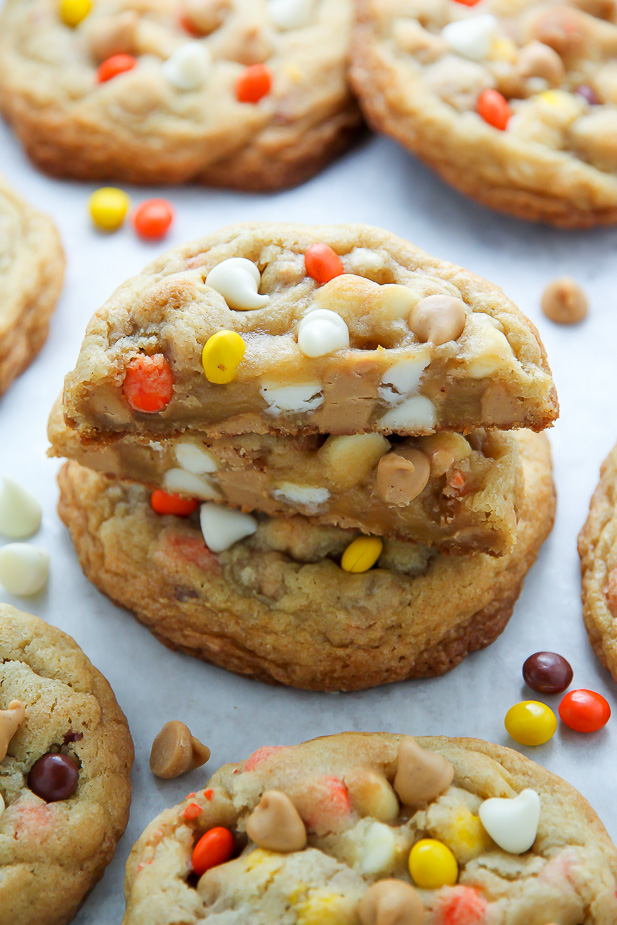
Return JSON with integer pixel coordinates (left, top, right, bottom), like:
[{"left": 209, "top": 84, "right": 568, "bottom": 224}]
[
  {"left": 163, "top": 41, "right": 211, "bottom": 90},
  {"left": 206, "top": 258, "right": 270, "bottom": 311},
  {"left": 0, "top": 544, "right": 49, "bottom": 596},
  {"left": 378, "top": 351, "right": 430, "bottom": 405},
  {"left": 0, "top": 477, "right": 42, "bottom": 539},
  {"left": 200, "top": 503, "right": 257, "bottom": 552},
  {"left": 269, "top": 0, "right": 313, "bottom": 29},
  {"left": 442, "top": 14, "right": 498, "bottom": 61},
  {"left": 175, "top": 443, "right": 217, "bottom": 474},
  {"left": 380, "top": 396, "right": 435, "bottom": 431},
  {"left": 465, "top": 315, "right": 517, "bottom": 378},
  {"left": 260, "top": 381, "right": 323, "bottom": 415},
  {"left": 297, "top": 309, "right": 350, "bottom": 358},
  {"left": 271, "top": 483, "right": 330, "bottom": 511},
  {"left": 353, "top": 820, "right": 397, "bottom": 875},
  {"left": 479, "top": 789, "right": 541, "bottom": 855},
  {"left": 164, "top": 468, "right": 222, "bottom": 501}
]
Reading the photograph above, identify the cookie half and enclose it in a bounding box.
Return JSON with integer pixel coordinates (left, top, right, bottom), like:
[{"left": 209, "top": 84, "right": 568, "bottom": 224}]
[
  {"left": 0, "top": 0, "right": 359, "bottom": 190},
  {"left": 122, "top": 731, "right": 617, "bottom": 924},
  {"left": 350, "top": 0, "right": 617, "bottom": 228},
  {"left": 0, "top": 605, "right": 133, "bottom": 925},
  {"left": 0, "top": 175, "right": 64, "bottom": 395},
  {"left": 57, "top": 429, "right": 554, "bottom": 690}
]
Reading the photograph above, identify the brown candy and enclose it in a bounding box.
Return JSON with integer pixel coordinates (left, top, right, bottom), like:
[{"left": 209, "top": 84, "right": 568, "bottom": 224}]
[
  {"left": 358, "top": 880, "right": 425, "bottom": 925},
  {"left": 517, "top": 41, "right": 565, "bottom": 87},
  {"left": 409, "top": 295, "right": 466, "bottom": 346},
  {"left": 0, "top": 700, "right": 25, "bottom": 762},
  {"left": 149, "top": 721, "right": 210, "bottom": 779},
  {"left": 393, "top": 737, "right": 454, "bottom": 807},
  {"left": 245, "top": 790, "right": 307, "bottom": 853},
  {"left": 541, "top": 277, "right": 588, "bottom": 325},
  {"left": 376, "top": 449, "right": 430, "bottom": 507}
]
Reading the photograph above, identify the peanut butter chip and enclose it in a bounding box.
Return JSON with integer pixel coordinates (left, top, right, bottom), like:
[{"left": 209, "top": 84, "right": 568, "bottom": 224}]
[
  {"left": 149, "top": 721, "right": 210, "bottom": 779},
  {"left": 183, "top": 0, "right": 230, "bottom": 34},
  {"left": 0, "top": 700, "right": 26, "bottom": 762},
  {"left": 409, "top": 295, "right": 466, "bottom": 346},
  {"left": 245, "top": 790, "right": 307, "bottom": 853},
  {"left": 376, "top": 449, "right": 430, "bottom": 507},
  {"left": 517, "top": 41, "right": 565, "bottom": 86},
  {"left": 358, "top": 880, "right": 425, "bottom": 925},
  {"left": 541, "top": 277, "right": 588, "bottom": 325},
  {"left": 393, "top": 737, "right": 454, "bottom": 807}
]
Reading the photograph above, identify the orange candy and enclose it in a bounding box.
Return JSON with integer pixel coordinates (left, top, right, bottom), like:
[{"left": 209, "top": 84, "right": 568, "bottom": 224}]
[
  {"left": 453, "top": 0, "right": 482, "bottom": 5},
  {"left": 192, "top": 826, "right": 234, "bottom": 876},
  {"left": 132, "top": 199, "right": 174, "bottom": 241},
  {"left": 438, "top": 886, "right": 487, "bottom": 925},
  {"left": 477, "top": 89, "right": 511, "bottom": 131},
  {"left": 304, "top": 244, "right": 345, "bottom": 285},
  {"left": 123, "top": 354, "right": 175, "bottom": 413},
  {"left": 236, "top": 64, "right": 272, "bottom": 103},
  {"left": 244, "top": 745, "right": 284, "bottom": 771},
  {"left": 183, "top": 802, "right": 202, "bottom": 821},
  {"left": 97, "top": 54, "right": 137, "bottom": 83},
  {"left": 151, "top": 491, "right": 199, "bottom": 517}
]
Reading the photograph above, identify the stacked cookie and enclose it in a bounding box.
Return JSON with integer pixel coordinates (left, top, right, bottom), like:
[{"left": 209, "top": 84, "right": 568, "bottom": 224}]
[{"left": 49, "top": 222, "right": 558, "bottom": 690}]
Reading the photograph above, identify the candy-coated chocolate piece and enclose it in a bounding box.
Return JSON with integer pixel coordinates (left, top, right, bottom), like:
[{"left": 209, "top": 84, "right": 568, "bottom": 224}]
[
  {"left": 477, "top": 89, "right": 511, "bottom": 130},
  {"left": 304, "top": 243, "right": 344, "bottom": 284},
  {"left": 192, "top": 826, "right": 234, "bottom": 875},
  {"left": 478, "top": 788, "right": 541, "bottom": 854},
  {"left": 28, "top": 753, "right": 79, "bottom": 802},
  {"left": 394, "top": 737, "right": 454, "bottom": 807},
  {"left": 0, "top": 700, "right": 26, "bottom": 762},
  {"left": 522, "top": 652, "right": 573, "bottom": 693},
  {"left": 341, "top": 536, "right": 383, "bottom": 573},
  {"left": 149, "top": 721, "right": 210, "bottom": 779},
  {"left": 236, "top": 64, "right": 272, "bottom": 103},
  {"left": 202, "top": 330, "right": 246, "bottom": 383},
  {"left": 150, "top": 491, "right": 199, "bottom": 517},
  {"left": 504, "top": 701, "right": 557, "bottom": 746},
  {"left": 358, "top": 879, "right": 425, "bottom": 925},
  {"left": 58, "top": 0, "right": 91, "bottom": 27},
  {"left": 559, "top": 689, "right": 611, "bottom": 733},
  {"left": 123, "top": 354, "right": 175, "bottom": 413},
  {"left": 408, "top": 839, "right": 458, "bottom": 889},
  {"left": 246, "top": 790, "right": 307, "bottom": 852},
  {"left": 97, "top": 53, "right": 137, "bottom": 83},
  {"left": 89, "top": 187, "right": 130, "bottom": 232},
  {"left": 132, "top": 199, "right": 174, "bottom": 241}
]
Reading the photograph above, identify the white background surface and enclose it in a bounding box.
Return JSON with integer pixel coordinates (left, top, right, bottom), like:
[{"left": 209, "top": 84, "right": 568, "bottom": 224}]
[{"left": 1, "top": 114, "right": 616, "bottom": 923}]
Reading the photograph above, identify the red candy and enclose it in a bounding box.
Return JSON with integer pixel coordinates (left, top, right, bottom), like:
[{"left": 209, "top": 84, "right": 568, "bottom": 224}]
[
  {"left": 304, "top": 244, "right": 345, "bottom": 285},
  {"left": 28, "top": 754, "right": 79, "bottom": 802},
  {"left": 97, "top": 54, "right": 137, "bottom": 83},
  {"left": 123, "top": 354, "right": 175, "bottom": 413},
  {"left": 192, "top": 826, "right": 234, "bottom": 876},
  {"left": 132, "top": 199, "right": 174, "bottom": 241},
  {"left": 453, "top": 0, "right": 482, "bottom": 5},
  {"left": 151, "top": 490, "right": 199, "bottom": 517},
  {"left": 477, "top": 89, "right": 511, "bottom": 131},
  {"left": 244, "top": 745, "right": 284, "bottom": 771},
  {"left": 523, "top": 651, "right": 573, "bottom": 694},
  {"left": 559, "top": 689, "right": 611, "bottom": 733},
  {"left": 236, "top": 64, "right": 272, "bottom": 103}
]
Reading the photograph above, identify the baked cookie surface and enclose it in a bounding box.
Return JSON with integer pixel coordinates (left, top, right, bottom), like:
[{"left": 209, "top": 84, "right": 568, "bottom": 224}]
[
  {"left": 0, "top": 0, "right": 359, "bottom": 190},
  {"left": 0, "top": 175, "right": 64, "bottom": 396},
  {"left": 350, "top": 0, "right": 617, "bottom": 228},
  {"left": 57, "top": 429, "right": 554, "bottom": 690},
  {"left": 122, "top": 731, "right": 617, "bottom": 924},
  {"left": 0, "top": 604, "right": 134, "bottom": 925}
]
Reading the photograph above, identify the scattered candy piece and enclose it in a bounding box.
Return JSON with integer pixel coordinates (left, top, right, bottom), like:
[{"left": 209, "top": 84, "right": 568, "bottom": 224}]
[
  {"left": 246, "top": 790, "right": 307, "bottom": 852},
  {"left": 163, "top": 41, "right": 211, "bottom": 90},
  {"left": 202, "top": 330, "right": 246, "bottom": 384},
  {"left": 123, "top": 354, "right": 175, "bottom": 413},
  {"left": 297, "top": 308, "right": 350, "bottom": 358},
  {"left": 0, "top": 701, "right": 26, "bottom": 762},
  {"left": 97, "top": 53, "right": 137, "bottom": 83},
  {"left": 184, "top": 802, "right": 202, "bottom": 820},
  {"left": 236, "top": 63, "right": 273, "bottom": 103},
  {"left": 559, "top": 689, "right": 611, "bottom": 733},
  {"left": 478, "top": 789, "right": 541, "bottom": 854},
  {"left": 59, "top": 0, "right": 91, "bottom": 27},
  {"left": 409, "top": 295, "right": 466, "bottom": 346},
  {"left": 151, "top": 490, "right": 199, "bottom": 517},
  {"left": 132, "top": 199, "right": 174, "bottom": 241},
  {"left": 341, "top": 536, "right": 383, "bottom": 573},
  {"left": 206, "top": 258, "right": 269, "bottom": 311},
  {"left": 358, "top": 879, "right": 424, "bottom": 925},
  {"left": 28, "top": 753, "right": 79, "bottom": 802},
  {"left": 192, "top": 826, "right": 234, "bottom": 875},
  {"left": 453, "top": 0, "right": 482, "bottom": 5},
  {"left": 523, "top": 652, "right": 573, "bottom": 694},
  {"left": 0, "top": 476, "right": 42, "bottom": 539},
  {"left": 200, "top": 502, "right": 257, "bottom": 552},
  {"left": 541, "top": 277, "right": 588, "bottom": 325},
  {"left": 442, "top": 14, "right": 497, "bottom": 61},
  {"left": 477, "top": 89, "right": 511, "bottom": 130},
  {"left": 409, "top": 838, "right": 458, "bottom": 889},
  {"left": 394, "top": 737, "right": 454, "bottom": 807},
  {"left": 88, "top": 187, "right": 130, "bottom": 232},
  {"left": 0, "top": 544, "right": 49, "bottom": 596},
  {"left": 304, "top": 243, "right": 344, "bottom": 284},
  {"left": 504, "top": 701, "right": 557, "bottom": 746},
  {"left": 150, "top": 720, "right": 210, "bottom": 778}
]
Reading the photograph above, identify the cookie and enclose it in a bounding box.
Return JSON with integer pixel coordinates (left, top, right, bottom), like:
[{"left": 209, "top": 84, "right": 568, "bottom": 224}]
[
  {"left": 578, "top": 439, "right": 617, "bottom": 680},
  {"left": 122, "top": 731, "right": 617, "bottom": 924},
  {"left": 0, "top": 0, "right": 359, "bottom": 191},
  {"left": 61, "top": 222, "right": 558, "bottom": 440},
  {"left": 0, "top": 604, "right": 134, "bottom": 925},
  {"left": 0, "top": 175, "right": 64, "bottom": 396},
  {"left": 350, "top": 0, "right": 617, "bottom": 228},
  {"left": 56, "top": 429, "right": 554, "bottom": 691},
  {"left": 49, "top": 398, "right": 524, "bottom": 556}
]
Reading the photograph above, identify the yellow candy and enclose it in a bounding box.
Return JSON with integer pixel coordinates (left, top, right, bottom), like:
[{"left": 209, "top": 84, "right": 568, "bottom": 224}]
[
  {"left": 409, "top": 838, "right": 458, "bottom": 889},
  {"left": 59, "top": 0, "right": 92, "bottom": 27},
  {"left": 89, "top": 187, "right": 130, "bottom": 232},
  {"left": 504, "top": 700, "right": 557, "bottom": 746},
  {"left": 341, "top": 536, "right": 383, "bottom": 574},
  {"left": 202, "top": 330, "right": 246, "bottom": 384},
  {"left": 489, "top": 37, "right": 517, "bottom": 63}
]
